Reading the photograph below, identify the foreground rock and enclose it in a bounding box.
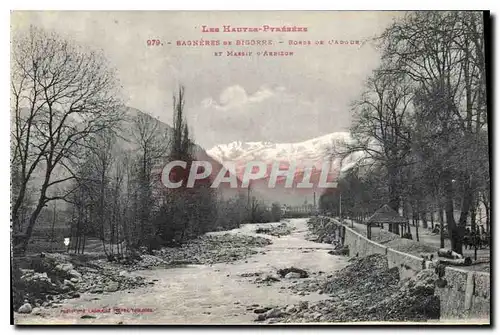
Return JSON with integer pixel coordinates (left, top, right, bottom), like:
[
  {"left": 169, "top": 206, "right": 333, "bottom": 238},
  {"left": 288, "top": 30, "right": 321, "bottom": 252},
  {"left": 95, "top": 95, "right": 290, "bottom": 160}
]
[
  {"left": 18, "top": 303, "right": 33, "bottom": 314},
  {"left": 256, "top": 254, "right": 440, "bottom": 323},
  {"left": 246, "top": 266, "right": 310, "bottom": 287},
  {"left": 255, "top": 274, "right": 281, "bottom": 284},
  {"left": 277, "top": 267, "right": 309, "bottom": 279},
  {"left": 328, "top": 246, "right": 349, "bottom": 256},
  {"left": 13, "top": 253, "right": 153, "bottom": 310}
]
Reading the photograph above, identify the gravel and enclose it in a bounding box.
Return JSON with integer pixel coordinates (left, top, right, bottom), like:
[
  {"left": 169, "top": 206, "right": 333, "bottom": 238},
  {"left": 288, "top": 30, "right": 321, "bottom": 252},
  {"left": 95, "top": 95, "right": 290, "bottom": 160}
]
[
  {"left": 256, "top": 254, "right": 440, "bottom": 323},
  {"left": 255, "top": 223, "right": 295, "bottom": 237},
  {"left": 305, "top": 218, "right": 339, "bottom": 244},
  {"left": 153, "top": 234, "right": 272, "bottom": 265}
]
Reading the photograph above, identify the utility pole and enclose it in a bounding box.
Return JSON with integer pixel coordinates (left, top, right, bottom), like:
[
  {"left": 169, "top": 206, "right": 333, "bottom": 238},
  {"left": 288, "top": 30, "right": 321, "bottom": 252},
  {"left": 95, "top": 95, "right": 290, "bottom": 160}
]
[
  {"left": 339, "top": 192, "right": 342, "bottom": 222},
  {"left": 51, "top": 201, "right": 57, "bottom": 252},
  {"left": 313, "top": 191, "right": 316, "bottom": 216},
  {"left": 247, "top": 180, "right": 251, "bottom": 222}
]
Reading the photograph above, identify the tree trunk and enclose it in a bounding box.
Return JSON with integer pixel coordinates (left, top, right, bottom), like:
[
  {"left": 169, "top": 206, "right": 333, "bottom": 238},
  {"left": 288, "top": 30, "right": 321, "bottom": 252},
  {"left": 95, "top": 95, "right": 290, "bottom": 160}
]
[
  {"left": 19, "top": 164, "right": 56, "bottom": 252},
  {"left": 82, "top": 235, "right": 86, "bottom": 254},
  {"left": 456, "top": 179, "right": 474, "bottom": 255},
  {"left": 421, "top": 211, "right": 428, "bottom": 229},
  {"left": 415, "top": 212, "right": 420, "bottom": 242},
  {"left": 482, "top": 193, "right": 490, "bottom": 234},
  {"left": 20, "top": 201, "right": 45, "bottom": 253},
  {"left": 439, "top": 207, "right": 445, "bottom": 249},
  {"left": 438, "top": 248, "right": 463, "bottom": 259},
  {"left": 430, "top": 211, "right": 434, "bottom": 230},
  {"left": 444, "top": 173, "right": 461, "bottom": 254},
  {"left": 438, "top": 258, "right": 472, "bottom": 266},
  {"left": 470, "top": 196, "right": 479, "bottom": 260},
  {"left": 51, "top": 203, "right": 56, "bottom": 252},
  {"left": 388, "top": 165, "right": 400, "bottom": 212},
  {"left": 11, "top": 180, "right": 29, "bottom": 235},
  {"left": 470, "top": 199, "right": 477, "bottom": 235},
  {"left": 101, "top": 237, "right": 108, "bottom": 257}
]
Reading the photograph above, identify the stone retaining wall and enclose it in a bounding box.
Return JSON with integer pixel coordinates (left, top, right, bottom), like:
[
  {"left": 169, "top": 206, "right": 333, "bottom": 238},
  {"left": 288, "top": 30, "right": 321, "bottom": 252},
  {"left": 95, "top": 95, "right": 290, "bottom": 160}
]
[
  {"left": 324, "top": 217, "right": 490, "bottom": 322},
  {"left": 435, "top": 267, "right": 490, "bottom": 321}
]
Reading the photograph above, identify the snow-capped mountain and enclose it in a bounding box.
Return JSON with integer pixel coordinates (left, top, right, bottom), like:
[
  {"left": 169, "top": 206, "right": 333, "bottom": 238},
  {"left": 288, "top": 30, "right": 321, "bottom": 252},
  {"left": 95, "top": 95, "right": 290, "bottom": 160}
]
[
  {"left": 206, "top": 132, "right": 366, "bottom": 177},
  {"left": 207, "top": 132, "right": 352, "bottom": 166},
  {"left": 205, "top": 132, "right": 364, "bottom": 205}
]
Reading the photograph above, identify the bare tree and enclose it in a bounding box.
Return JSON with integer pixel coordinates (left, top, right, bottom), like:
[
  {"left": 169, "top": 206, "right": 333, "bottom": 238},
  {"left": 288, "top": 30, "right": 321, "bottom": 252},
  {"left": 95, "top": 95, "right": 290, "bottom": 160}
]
[
  {"left": 380, "top": 12, "right": 488, "bottom": 253},
  {"left": 324, "top": 12, "right": 488, "bottom": 255},
  {"left": 89, "top": 132, "right": 116, "bottom": 256},
  {"left": 10, "top": 26, "right": 123, "bottom": 252},
  {"left": 109, "top": 152, "right": 127, "bottom": 257},
  {"left": 129, "top": 112, "right": 170, "bottom": 249},
  {"left": 344, "top": 68, "right": 413, "bottom": 213}
]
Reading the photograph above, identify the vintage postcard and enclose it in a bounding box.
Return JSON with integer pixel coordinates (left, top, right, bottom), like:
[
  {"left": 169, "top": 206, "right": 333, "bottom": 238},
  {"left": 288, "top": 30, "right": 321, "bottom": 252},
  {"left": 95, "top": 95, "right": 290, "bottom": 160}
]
[{"left": 10, "top": 11, "right": 491, "bottom": 325}]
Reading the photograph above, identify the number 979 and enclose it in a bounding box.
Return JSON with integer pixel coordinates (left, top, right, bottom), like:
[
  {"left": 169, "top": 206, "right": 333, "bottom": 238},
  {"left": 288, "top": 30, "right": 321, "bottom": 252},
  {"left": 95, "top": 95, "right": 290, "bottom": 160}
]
[{"left": 147, "top": 39, "right": 161, "bottom": 46}]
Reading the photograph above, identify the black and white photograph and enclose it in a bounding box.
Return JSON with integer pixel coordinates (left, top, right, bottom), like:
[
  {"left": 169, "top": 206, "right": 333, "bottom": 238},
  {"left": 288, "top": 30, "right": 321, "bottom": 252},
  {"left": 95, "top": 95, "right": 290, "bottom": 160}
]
[{"left": 9, "top": 10, "right": 491, "bottom": 325}]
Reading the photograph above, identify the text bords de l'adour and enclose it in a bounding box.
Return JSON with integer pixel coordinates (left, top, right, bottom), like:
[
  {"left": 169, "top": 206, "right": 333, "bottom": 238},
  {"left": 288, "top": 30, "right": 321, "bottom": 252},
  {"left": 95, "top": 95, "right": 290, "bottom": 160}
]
[{"left": 201, "top": 25, "right": 308, "bottom": 33}]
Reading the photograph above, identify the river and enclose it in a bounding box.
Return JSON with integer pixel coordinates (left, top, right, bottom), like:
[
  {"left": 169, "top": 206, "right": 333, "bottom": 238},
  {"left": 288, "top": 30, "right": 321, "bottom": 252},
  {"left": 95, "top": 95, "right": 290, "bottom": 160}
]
[{"left": 15, "top": 218, "right": 348, "bottom": 325}]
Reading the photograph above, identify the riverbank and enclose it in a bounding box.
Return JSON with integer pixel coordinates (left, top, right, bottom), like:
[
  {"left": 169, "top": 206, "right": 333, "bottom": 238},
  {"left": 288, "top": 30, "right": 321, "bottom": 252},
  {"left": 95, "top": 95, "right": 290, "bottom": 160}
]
[{"left": 14, "top": 219, "right": 348, "bottom": 324}]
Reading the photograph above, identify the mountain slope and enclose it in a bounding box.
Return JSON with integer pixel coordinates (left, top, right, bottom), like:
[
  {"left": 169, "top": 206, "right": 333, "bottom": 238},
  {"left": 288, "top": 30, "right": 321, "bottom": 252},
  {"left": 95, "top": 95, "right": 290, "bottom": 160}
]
[
  {"left": 16, "top": 106, "right": 244, "bottom": 232},
  {"left": 125, "top": 108, "right": 243, "bottom": 198}
]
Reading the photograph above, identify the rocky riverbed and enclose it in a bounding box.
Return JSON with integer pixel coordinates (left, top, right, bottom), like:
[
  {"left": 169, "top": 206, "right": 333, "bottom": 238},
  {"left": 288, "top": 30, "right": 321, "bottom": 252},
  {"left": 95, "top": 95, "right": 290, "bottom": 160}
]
[
  {"left": 13, "top": 233, "right": 272, "bottom": 314},
  {"left": 14, "top": 219, "right": 349, "bottom": 324},
  {"left": 152, "top": 234, "right": 271, "bottom": 266},
  {"left": 254, "top": 221, "right": 295, "bottom": 237},
  {"left": 13, "top": 219, "right": 441, "bottom": 325}
]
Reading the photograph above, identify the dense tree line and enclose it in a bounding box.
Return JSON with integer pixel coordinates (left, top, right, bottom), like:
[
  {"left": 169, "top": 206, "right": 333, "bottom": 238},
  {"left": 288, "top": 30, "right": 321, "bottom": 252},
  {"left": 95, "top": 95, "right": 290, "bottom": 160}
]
[
  {"left": 11, "top": 27, "right": 280, "bottom": 257},
  {"left": 321, "top": 12, "right": 489, "bottom": 255}
]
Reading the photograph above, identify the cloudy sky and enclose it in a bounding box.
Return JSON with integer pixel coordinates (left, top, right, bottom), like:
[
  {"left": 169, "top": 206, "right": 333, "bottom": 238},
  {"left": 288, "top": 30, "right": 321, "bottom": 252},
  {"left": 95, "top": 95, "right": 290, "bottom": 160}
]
[{"left": 11, "top": 11, "right": 402, "bottom": 149}]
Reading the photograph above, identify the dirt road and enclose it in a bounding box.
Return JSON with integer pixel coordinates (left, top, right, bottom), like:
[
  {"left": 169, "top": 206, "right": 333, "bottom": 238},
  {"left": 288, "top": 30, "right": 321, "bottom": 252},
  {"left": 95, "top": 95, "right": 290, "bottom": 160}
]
[{"left": 15, "top": 218, "right": 348, "bottom": 325}]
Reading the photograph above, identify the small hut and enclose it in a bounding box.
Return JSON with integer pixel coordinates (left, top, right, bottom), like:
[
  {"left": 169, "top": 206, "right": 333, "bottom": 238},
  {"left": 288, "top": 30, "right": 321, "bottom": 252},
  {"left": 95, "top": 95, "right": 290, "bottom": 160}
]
[{"left": 366, "top": 204, "right": 408, "bottom": 239}]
